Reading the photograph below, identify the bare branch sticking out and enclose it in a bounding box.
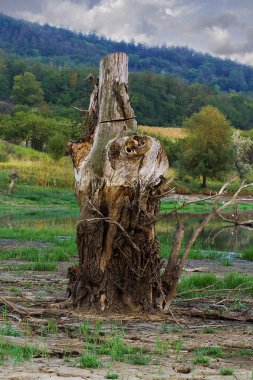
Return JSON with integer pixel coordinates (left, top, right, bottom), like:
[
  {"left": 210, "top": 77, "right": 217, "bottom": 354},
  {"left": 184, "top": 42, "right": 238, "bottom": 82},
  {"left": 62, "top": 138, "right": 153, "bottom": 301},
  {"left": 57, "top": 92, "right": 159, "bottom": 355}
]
[{"left": 163, "top": 178, "right": 253, "bottom": 308}]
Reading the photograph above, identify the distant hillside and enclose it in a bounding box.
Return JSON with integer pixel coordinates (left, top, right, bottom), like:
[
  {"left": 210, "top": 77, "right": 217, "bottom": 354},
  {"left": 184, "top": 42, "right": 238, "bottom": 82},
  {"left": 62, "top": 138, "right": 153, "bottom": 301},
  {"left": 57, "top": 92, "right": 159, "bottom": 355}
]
[
  {"left": 1, "top": 13, "right": 253, "bottom": 92},
  {"left": 139, "top": 126, "right": 187, "bottom": 140},
  {"left": 1, "top": 52, "right": 253, "bottom": 129},
  {"left": 0, "top": 139, "right": 73, "bottom": 188}
]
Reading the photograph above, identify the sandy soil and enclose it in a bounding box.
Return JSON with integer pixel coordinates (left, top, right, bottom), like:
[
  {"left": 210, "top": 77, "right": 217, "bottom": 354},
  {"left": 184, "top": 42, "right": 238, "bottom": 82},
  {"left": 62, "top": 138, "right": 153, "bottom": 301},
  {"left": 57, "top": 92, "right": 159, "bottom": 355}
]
[{"left": 0, "top": 241, "right": 252, "bottom": 380}]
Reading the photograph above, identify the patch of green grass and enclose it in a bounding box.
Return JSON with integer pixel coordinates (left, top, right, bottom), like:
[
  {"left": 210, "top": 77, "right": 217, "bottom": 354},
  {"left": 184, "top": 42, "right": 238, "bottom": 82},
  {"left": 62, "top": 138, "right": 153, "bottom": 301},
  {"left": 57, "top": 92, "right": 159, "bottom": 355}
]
[
  {"left": 78, "top": 321, "right": 91, "bottom": 337},
  {"left": 188, "top": 249, "right": 223, "bottom": 260},
  {"left": 0, "top": 227, "right": 74, "bottom": 243},
  {"left": 79, "top": 353, "right": 102, "bottom": 369},
  {"left": 172, "top": 339, "right": 183, "bottom": 357},
  {"left": 235, "top": 348, "right": 253, "bottom": 356},
  {"left": 222, "top": 272, "right": 253, "bottom": 294},
  {"left": 5, "top": 262, "right": 57, "bottom": 271},
  {"left": 195, "top": 347, "right": 222, "bottom": 358},
  {"left": 0, "top": 324, "right": 21, "bottom": 337},
  {"left": 47, "top": 319, "right": 58, "bottom": 334},
  {"left": 161, "top": 198, "right": 253, "bottom": 214},
  {"left": 97, "top": 332, "right": 142, "bottom": 361},
  {"left": 0, "top": 226, "right": 76, "bottom": 269},
  {"left": 157, "top": 230, "right": 172, "bottom": 258},
  {"left": 178, "top": 273, "right": 217, "bottom": 295},
  {"left": 162, "top": 324, "right": 183, "bottom": 333},
  {"left": 0, "top": 340, "right": 48, "bottom": 365},
  {"left": 156, "top": 337, "right": 170, "bottom": 356},
  {"left": 125, "top": 353, "right": 151, "bottom": 365},
  {"left": 0, "top": 247, "right": 40, "bottom": 261},
  {"left": 23, "top": 281, "right": 32, "bottom": 287},
  {"left": 2, "top": 248, "right": 70, "bottom": 263},
  {"left": 105, "top": 372, "right": 119, "bottom": 379},
  {"left": 220, "top": 258, "right": 233, "bottom": 266},
  {"left": 161, "top": 200, "right": 212, "bottom": 214},
  {"left": 1, "top": 306, "right": 8, "bottom": 321},
  {"left": 9, "top": 287, "right": 22, "bottom": 297},
  {"left": 227, "top": 298, "right": 246, "bottom": 311},
  {"left": 78, "top": 322, "right": 151, "bottom": 368},
  {"left": 219, "top": 367, "right": 234, "bottom": 376},
  {"left": 0, "top": 140, "right": 74, "bottom": 189},
  {"left": 202, "top": 326, "right": 215, "bottom": 334},
  {"left": 177, "top": 272, "right": 253, "bottom": 299},
  {"left": 240, "top": 247, "right": 253, "bottom": 261},
  {"left": 193, "top": 355, "right": 210, "bottom": 365}
]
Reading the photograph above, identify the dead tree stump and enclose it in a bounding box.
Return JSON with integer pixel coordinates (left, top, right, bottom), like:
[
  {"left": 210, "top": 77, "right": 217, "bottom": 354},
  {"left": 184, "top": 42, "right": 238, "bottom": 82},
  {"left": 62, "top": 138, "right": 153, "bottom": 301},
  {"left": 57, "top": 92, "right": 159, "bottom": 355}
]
[{"left": 68, "top": 53, "right": 169, "bottom": 312}]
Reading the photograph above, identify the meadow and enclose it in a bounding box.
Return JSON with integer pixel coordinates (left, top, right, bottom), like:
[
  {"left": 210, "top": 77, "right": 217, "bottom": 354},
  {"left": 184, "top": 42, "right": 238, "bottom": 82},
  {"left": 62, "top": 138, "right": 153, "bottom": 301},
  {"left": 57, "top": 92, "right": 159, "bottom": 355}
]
[
  {"left": 0, "top": 139, "right": 252, "bottom": 378},
  {"left": 139, "top": 126, "right": 187, "bottom": 140}
]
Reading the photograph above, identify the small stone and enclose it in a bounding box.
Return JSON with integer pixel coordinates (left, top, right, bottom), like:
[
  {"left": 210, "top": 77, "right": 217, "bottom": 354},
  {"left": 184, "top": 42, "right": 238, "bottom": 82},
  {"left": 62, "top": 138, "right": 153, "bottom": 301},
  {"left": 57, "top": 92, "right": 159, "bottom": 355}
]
[{"left": 173, "top": 365, "right": 192, "bottom": 374}]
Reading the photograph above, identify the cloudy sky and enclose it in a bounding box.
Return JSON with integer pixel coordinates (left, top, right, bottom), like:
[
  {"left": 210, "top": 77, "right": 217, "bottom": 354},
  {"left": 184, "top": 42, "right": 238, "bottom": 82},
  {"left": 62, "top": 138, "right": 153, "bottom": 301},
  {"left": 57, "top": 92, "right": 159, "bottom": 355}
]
[{"left": 1, "top": 0, "right": 253, "bottom": 65}]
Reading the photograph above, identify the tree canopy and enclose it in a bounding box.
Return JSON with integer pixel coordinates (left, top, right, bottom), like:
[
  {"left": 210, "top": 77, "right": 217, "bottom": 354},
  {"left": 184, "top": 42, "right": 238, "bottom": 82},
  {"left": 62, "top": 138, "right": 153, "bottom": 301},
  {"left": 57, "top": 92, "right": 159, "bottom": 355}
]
[
  {"left": 178, "top": 106, "right": 233, "bottom": 187},
  {"left": 232, "top": 130, "right": 253, "bottom": 179},
  {"left": 12, "top": 72, "right": 44, "bottom": 106},
  {"left": 1, "top": 13, "right": 253, "bottom": 92}
]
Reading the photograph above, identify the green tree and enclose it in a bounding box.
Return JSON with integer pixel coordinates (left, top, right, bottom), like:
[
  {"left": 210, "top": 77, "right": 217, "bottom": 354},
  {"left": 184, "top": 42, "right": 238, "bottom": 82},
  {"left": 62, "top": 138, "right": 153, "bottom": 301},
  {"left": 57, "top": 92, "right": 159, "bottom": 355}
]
[
  {"left": 0, "top": 57, "right": 10, "bottom": 100},
  {"left": 232, "top": 130, "right": 253, "bottom": 179},
  {"left": 12, "top": 72, "right": 44, "bottom": 106},
  {"left": 0, "top": 110, "right": 57, "bottom": 150},
  {"left": 179, "top": 106, "right": 233, "bottom": 187},
  {"left": 47, "top": 133, "right": 67, "bottom": 160}
]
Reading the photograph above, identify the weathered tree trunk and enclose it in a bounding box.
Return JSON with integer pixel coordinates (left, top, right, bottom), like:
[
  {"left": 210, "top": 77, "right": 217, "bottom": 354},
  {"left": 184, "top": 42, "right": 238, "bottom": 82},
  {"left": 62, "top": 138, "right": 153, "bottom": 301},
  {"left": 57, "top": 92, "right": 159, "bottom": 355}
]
[{"left": 67, "top": 53, "right": 169, "bottom": 312}]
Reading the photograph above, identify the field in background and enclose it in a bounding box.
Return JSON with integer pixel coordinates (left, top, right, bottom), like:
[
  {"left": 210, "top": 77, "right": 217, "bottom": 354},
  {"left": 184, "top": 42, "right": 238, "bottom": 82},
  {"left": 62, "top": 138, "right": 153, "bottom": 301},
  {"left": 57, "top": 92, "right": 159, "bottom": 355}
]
[
  {"left": 0, "top": 140, "right": 73, "bottom": 189},
  {"left": 1, "top": 139, "right": 252, "bottom": 196},
  {"left": 139, "top": 126, "right": 187, "bottom": 140}
]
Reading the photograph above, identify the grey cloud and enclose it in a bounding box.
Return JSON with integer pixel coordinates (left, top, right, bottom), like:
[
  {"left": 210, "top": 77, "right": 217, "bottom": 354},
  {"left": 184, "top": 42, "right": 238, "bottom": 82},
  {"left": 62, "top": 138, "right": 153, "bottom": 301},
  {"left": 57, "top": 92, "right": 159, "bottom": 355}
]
[
  {"left": 1, "top": 0, "right": 253, "bottom": 65},
  {"left": 211, "top": 42, "right": 239, "bottom": 55},
  {"left": 0, "top": 0, "right": 43, "bottom": 14},
  {"left": 70, "top": 0, "right": 102, "bottom": 8},
  {"left": 192, "top": 12, "right": 238, "bottom": 31},
  {"left": 136, "top": 19, "right": 157, "bottom": 37}
]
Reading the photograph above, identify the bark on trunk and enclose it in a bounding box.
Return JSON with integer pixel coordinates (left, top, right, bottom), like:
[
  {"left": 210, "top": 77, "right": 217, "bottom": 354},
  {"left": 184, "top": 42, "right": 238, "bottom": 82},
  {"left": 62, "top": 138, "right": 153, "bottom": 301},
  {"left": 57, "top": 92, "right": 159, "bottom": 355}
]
[{"left": 68, "top": 53, "right": 169, "bottom": 312}]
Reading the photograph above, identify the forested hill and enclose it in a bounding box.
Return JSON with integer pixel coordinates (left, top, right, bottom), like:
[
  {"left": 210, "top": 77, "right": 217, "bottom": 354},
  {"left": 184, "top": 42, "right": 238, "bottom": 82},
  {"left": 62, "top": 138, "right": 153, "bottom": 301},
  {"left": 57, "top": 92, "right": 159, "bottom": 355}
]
[{"left": 1, "top": 13, "right": 253, "bottom": 92}]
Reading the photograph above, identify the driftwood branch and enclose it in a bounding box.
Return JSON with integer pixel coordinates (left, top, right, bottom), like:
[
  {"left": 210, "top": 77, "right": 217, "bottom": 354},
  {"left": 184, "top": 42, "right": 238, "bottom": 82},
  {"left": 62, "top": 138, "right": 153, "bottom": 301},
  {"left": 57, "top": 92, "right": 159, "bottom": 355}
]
[
  {"left": 0, "top": 297, "right": 68, "bottom": 317},
  {"left": 163, "top": 178, "right": 253, "bottom": 308}
]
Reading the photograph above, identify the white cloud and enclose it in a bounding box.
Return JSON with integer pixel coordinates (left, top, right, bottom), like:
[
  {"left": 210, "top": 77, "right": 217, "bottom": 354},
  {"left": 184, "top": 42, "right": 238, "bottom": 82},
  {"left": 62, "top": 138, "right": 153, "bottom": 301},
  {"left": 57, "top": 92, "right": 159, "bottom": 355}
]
[
  {"left": 1, "top": 0, "right": 253, "bottom": 65},
  {"left": 231, "top": 52, "right": 253, "bottom": 66},
  {"left": 206, "top": 26, "right": 230, "bottom": 43}
]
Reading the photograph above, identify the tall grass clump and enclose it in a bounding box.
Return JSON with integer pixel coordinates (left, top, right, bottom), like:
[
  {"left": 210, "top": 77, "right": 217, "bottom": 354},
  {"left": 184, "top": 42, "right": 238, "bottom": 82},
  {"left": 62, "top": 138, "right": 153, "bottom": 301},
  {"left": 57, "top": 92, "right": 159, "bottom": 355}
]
[
  {"left": 239, "top": 247, "right": 253, "bottom": 261},
  {"left": 178, "top": 273, "right": 217, "bottom": 295},
  {"left": 0, "top": 340, "right": 48, "bottom": 365},
  {"left": 177, "top": 272, "right": 253, "bottom": 298},
  {"left": 5, "top": 262, "right": 57, "bottom": 272}
]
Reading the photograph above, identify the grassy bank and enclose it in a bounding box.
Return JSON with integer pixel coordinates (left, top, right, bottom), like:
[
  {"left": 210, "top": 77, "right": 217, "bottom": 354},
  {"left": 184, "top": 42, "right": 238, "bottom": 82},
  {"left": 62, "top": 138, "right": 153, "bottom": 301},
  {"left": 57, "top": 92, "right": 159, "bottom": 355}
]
[
  {"left": 1, "top": 139, "right": 252, "bottom": 196},
  {"left": 161, "top": 198, "right": 253, "bottom": 213},
  {"left": 0, "top": 140, "right": 73, "bottom": 189}
]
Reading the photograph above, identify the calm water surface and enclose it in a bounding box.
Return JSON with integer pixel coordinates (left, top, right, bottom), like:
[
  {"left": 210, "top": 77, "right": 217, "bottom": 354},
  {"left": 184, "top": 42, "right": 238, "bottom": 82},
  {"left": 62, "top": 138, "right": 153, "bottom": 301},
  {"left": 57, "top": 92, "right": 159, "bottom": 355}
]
[{"left": 1, "top": 211, "right": 252, "bottom": 254}]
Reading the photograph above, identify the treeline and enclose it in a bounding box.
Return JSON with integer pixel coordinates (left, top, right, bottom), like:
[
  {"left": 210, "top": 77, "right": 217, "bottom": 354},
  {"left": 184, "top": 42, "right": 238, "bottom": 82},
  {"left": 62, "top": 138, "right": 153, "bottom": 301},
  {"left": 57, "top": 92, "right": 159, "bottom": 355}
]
[
  {"left": 1, "top": 13, "right": 253, "bottom": 92},
  {"left": 1, "top": 53, "right": 253, "bottom": 130}
]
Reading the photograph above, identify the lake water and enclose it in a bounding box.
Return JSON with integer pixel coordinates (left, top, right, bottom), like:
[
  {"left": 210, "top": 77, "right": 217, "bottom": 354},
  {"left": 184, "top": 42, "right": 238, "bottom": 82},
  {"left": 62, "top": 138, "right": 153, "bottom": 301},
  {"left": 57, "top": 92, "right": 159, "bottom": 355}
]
[
  {"left": 157, "top": 213, "right": 253, "bottom": 255},
  {"left": 1, "top": 210, "right": 252, "bottom": 255}
]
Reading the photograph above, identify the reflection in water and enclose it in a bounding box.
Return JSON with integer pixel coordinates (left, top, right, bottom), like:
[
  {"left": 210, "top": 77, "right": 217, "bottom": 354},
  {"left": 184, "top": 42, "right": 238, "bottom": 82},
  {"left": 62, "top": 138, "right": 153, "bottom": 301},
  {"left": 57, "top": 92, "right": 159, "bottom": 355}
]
[
  {"left": 157, "top": 212, "right": 253, "bottom": 254},
  {"left": 1, "top": 215, "right": 77, "bottom": 231},
  {"left": 1, "top": 212, "right": 252, "bottom": 254}
]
